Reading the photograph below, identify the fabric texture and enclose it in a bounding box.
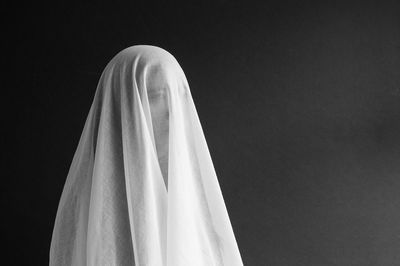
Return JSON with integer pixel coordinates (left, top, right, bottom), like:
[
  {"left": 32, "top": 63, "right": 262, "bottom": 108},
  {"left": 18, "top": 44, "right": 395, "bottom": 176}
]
[{"left": 50, "top": 45, "right": 243, "bottom": 266}]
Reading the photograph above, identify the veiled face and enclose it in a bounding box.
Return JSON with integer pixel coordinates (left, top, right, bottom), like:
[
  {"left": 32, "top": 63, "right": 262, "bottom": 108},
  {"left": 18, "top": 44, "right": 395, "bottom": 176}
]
[
  {"left": 146, "top": 65, "right": 170, "bottom": 186},
  {"left": 147, "top": 66, "right": 169, "bottom": 136}
]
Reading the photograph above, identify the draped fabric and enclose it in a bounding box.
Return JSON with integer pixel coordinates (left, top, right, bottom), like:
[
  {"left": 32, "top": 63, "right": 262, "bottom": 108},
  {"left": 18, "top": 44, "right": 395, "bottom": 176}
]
[{"left": 49, "top": 45, "right": 243, "bottom": 266}]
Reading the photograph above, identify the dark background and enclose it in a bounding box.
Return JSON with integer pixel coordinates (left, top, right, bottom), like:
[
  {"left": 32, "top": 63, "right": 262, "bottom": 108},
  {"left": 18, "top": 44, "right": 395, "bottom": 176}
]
[{"left": 10, "top": 0, "right": 400, "bottom": 265}]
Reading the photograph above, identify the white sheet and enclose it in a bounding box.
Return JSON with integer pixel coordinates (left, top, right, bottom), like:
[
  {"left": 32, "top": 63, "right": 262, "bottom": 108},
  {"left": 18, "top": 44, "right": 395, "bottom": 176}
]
[{"left": 50, "top": 45, "right": 243, "bottom": 266}]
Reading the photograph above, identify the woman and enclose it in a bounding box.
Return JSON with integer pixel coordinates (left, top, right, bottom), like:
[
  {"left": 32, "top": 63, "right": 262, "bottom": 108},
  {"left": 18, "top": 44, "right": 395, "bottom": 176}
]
[{"left": 50, "top": 45, "right": 243, "bottom": 266}]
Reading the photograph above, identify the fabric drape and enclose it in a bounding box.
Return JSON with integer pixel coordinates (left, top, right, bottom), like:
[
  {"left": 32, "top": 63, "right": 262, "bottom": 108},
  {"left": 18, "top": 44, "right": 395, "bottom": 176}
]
[{"left": 50, "top": 45, "right": 243, "bottom": 266}]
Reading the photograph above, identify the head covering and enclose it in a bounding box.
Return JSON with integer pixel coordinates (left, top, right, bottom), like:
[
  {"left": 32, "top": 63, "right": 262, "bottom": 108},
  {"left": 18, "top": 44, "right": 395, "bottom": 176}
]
[{"left": 50, "top": 45, "right": 243, "bottom": 266}]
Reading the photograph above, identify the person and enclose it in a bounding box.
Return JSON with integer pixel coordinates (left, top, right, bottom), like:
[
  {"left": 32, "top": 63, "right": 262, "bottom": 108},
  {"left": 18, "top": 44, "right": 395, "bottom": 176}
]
[{"left": 50, "top": 45, "right": 243, "bottom": 266}]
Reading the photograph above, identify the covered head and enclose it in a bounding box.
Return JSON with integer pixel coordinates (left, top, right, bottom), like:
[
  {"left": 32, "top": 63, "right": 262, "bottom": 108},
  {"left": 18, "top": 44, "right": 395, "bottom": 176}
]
[
  {"left": 50, "top": 45, "right": 243, "bottom": 266},
  {"left": 110, "top": 45, "right": 188, "bottom": 187}
]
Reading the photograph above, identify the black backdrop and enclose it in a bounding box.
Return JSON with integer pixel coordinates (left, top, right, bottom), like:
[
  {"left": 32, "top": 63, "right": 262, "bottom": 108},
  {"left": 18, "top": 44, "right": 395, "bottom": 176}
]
[{"left": 10, "top": 0, "right": 400, "bottom": 265}]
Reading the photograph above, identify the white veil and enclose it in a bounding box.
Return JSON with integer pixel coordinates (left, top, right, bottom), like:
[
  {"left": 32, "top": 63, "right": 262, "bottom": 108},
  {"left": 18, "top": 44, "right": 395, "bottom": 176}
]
[{"left": 50, "top": 45, "right": 243, "bottom": 266}]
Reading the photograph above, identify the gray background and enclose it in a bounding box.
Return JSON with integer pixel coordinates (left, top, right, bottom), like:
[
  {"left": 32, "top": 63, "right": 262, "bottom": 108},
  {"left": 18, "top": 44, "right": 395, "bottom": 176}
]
[{"left": 10, "top": 0, "right": 400, "bottom": 265}]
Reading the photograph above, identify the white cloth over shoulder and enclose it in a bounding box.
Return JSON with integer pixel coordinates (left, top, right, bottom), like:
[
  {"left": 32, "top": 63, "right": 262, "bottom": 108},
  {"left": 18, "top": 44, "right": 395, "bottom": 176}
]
[{"left": 50, "top": 45, "right": 243, "bottom": 266}]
